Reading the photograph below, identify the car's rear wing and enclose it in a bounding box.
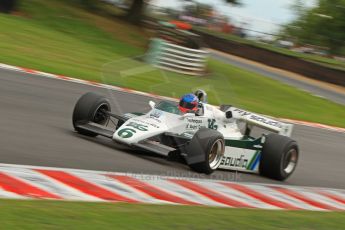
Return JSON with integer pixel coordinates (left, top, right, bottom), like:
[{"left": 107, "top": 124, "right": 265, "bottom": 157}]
[{"left": 226, "top": 107, "right": 293, "bottom": 137}]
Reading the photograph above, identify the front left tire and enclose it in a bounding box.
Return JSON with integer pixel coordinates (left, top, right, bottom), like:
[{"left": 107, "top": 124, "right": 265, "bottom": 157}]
[{"left": 72, "top": 92, "right": 111, "bottom": 137}]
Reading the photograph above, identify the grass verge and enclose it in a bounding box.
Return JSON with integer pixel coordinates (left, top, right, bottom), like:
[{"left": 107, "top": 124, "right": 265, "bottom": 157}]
[
  {"left": 0, "top": 0, "right": 147, "bottom": 79},
  {"left": 0, "top": 199, "right": 345, "bottom": 230},
  {"left": 0, "top": 0, "right": 344, "bottom": 127}
]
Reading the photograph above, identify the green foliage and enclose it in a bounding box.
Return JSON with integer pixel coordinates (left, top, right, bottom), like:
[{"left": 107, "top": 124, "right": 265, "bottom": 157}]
[
  {"left": 0, "top": 0, "right": 17, "bottom": 13},
  {"left": 284, "top": 0, "right": 345, "bottom": 55},
  {"left": 79, "top": 0, "right": 99, "bottom": 10},
  {"left": 183, "top": 0, "right": 241, "bottom": 19},
  {"left": 183, "top": 2, "right": 214, "bottom": 20}
]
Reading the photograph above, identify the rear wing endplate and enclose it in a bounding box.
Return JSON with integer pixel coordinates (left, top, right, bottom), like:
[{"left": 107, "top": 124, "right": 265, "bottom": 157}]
[{"left": 226, "top": 107, "right": 293, "bottom": 137}]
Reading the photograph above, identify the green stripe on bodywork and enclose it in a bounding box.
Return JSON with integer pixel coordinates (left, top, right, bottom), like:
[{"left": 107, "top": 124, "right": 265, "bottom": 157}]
[
  {"left": 130, "top": 112, "right": 145, "bottom": 116},
  {"left": 224, "top": 137, "right": 263, "bottom": 150},
  {"left": 247, "top": 150, "right": 260, "bottom": 170}
]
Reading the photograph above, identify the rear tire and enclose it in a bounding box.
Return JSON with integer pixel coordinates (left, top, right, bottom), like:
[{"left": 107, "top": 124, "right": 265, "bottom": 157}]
[
  {"left": 72, "top": 92, "right": 111, "bottom": 137},
  {"left": 186, "top": 128, "right": 225, "bottom": 174},
  {"left": 259, "top": 134, "right": 299, "bottom": 180}
]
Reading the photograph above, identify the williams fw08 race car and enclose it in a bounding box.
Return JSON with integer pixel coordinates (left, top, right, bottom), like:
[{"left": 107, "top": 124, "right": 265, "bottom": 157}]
[{"left": 72, "top": 91, "right": 299, "bottom": 180}]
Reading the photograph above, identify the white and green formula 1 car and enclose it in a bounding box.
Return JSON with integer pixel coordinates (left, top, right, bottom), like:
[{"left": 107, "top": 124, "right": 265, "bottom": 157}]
[{"left": 72, "top": 92, "right": 299, "bottom": 180}]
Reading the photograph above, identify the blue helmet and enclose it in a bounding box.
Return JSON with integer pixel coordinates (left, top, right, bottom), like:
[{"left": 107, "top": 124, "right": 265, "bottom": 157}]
[{"left": 178, "top": 93, "right": 199, "bottom": 113}]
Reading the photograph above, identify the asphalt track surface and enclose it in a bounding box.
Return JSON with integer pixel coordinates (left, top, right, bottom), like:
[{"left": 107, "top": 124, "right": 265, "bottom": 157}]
[
  {"left": 211, "top": 52, "right": 345, "bottom": 106},
  {"left": 0, "top": 68, "right": 344, "bottom": 189}
]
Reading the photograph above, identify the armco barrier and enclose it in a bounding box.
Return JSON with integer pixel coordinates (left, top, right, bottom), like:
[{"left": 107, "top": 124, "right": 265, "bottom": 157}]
[{"left": 146, "top": 38, "right": 208, "bottom": 76}]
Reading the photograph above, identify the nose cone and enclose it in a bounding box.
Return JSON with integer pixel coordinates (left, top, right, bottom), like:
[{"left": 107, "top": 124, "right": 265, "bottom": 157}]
[{"left": 113, "top": 116, "right": 166, "bottom": 145}]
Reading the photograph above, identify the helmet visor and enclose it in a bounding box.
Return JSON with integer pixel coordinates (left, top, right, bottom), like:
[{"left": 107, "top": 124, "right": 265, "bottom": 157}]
[{"left": 179, "top": 100, "right": 197, "bottom": 110}]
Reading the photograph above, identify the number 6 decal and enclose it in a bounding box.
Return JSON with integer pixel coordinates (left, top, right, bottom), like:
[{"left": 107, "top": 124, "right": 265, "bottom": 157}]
[{"left": 118, "top": 128, "right": 136, "bottom": 138}]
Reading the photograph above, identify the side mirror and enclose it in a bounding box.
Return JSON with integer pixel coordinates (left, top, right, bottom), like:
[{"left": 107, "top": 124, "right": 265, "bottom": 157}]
[
  {"left": 225, "top": 111, "right": 233, "bottom": 119},
  {"left": 149, "top": 101, "right": 156, "bottom": 109}
]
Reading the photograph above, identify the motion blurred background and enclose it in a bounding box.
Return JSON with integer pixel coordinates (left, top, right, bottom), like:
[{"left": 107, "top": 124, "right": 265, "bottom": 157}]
[{"left": 0, "top": 0, "right": 344, "bottom": 126}]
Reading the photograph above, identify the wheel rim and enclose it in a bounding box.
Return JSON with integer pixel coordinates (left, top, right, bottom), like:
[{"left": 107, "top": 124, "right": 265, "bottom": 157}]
[
  {"left": 283, "top": 148, "right": 298, "bottom": 174},
  {"left": 209, "top": 139, "right": 225, "bottom": 170},
  {"left": 93, "top": 103, "right": 109, "bottom": 125}
]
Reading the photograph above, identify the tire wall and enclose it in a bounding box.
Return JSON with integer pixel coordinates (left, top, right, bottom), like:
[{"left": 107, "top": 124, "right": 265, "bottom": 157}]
[{"left": 197, "top": 31, "right": 345, "bottom": 87}]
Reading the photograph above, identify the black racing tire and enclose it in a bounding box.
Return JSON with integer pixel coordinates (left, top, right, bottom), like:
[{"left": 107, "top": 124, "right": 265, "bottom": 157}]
[
  {"left": 186, "top": 128, "right": 225, "bottom": 174},
  {"left": 72, "top": 92, "right": 111, "bottom": 137},
  {"left": 259, "top": 133, "right": 299, "bottom": 181}
]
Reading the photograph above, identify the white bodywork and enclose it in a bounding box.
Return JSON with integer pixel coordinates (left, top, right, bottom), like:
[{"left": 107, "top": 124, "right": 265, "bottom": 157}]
[{"left": 113, "top": 101, "right": 293, "bottom": 173}]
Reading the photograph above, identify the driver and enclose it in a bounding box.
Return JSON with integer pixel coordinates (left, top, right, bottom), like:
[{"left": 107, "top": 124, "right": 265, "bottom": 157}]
[{"left": 178, "top": 93, "right": 199, "bottom": 113}]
